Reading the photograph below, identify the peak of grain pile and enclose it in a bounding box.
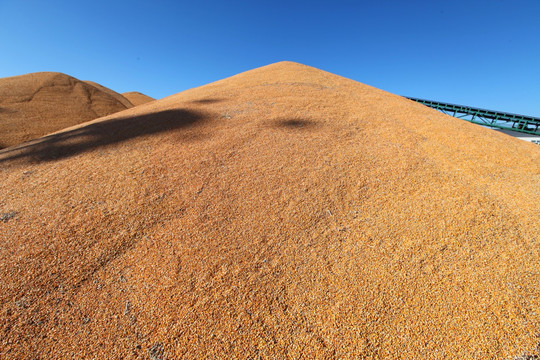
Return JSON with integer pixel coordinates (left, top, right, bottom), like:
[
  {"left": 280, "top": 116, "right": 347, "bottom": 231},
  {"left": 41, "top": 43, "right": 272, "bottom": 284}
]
[
  {"left": 122, "top": 91, "right": 155, "bottom": 106},
  {"left": 0, "top": 62, "right": 538, "bottom": 359},
  {"left": 0, "top": 72, "right": 134, "bottom": 149}
]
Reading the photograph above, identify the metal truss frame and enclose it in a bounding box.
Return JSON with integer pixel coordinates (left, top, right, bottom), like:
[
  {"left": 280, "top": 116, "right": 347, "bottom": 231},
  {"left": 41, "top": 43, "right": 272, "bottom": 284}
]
[{"left": 406, "top": 97, "right": 540, "bottom": 135}]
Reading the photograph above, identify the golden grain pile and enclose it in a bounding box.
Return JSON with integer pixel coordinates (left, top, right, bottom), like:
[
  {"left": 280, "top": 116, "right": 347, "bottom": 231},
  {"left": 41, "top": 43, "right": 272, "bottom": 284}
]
[
  {"left": 0, "top": 73, "right": 134, "bottom": 149},
  {"left": 0, "top": 62, "right": 538, "bottom": 359},
  {"left": 122, "top": 91, "right": 155, "bottom": 106},
  {"left": 84, "top": 81, "right": 135, "bottom": 108}
]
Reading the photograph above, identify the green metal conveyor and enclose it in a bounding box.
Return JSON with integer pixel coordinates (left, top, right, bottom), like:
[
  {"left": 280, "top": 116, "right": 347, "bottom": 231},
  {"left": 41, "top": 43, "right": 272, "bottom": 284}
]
[{"left": 406, "top": 97, "right": 540, "bottom": 136}]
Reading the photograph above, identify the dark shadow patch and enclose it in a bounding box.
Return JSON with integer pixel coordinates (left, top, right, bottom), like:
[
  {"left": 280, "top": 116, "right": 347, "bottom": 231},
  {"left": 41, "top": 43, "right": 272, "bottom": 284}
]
[
  {"left": 0, "top": 107, "right": 16, "bottom": 114},
  {"left": 275, "top": 118, "right": 317, "bottom": 129},
  {"left": 0, "top": 109, "right": 206, "bottom": 164},
  {"left": 1, "top": 210, "right": 18, "bottom": 222},
  {"left": 148, "top": 343, "right": 167, "bottom": 360},
  {"left": 190, "top": 98, "right": 225, "bottom": 104}
]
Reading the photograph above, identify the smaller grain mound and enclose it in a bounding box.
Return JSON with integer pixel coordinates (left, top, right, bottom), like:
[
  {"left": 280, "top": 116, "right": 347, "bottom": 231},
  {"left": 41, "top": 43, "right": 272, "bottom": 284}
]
[
  {"left": 122, "top": 91, "right": 155, "bottom": 106},
  {"left": 0, "top": 72, "right": 132, "bottom": 149},
  {"left": 84, "top": 81, "right": 134, "bottom": 108}
]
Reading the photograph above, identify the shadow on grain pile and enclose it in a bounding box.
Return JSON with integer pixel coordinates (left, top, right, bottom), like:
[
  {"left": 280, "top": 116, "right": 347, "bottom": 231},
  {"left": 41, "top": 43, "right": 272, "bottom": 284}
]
[
  {"left": 189, "top": 98, "right": 226, "bottom": 104},
  {"left": 0, "top": 107, "right": 15, "bottom": 114},
  {"left": 0, "top": 109, "right": 206, "bottom": 163},
  {"left": 274, "top": 118, "right": 317, "bottom": 129}
]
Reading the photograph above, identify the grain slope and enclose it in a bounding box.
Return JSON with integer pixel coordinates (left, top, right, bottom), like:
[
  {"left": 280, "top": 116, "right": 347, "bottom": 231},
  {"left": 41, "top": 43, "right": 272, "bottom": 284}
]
[{"left": 0, "top": 62, "right": 538, "bottom": 359}]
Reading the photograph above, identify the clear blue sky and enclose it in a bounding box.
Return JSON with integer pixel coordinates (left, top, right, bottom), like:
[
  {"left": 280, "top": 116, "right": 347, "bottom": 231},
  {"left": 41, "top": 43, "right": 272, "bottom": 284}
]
[{"left": 1, "top": 0, "right": 539, "bottom": 116}]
